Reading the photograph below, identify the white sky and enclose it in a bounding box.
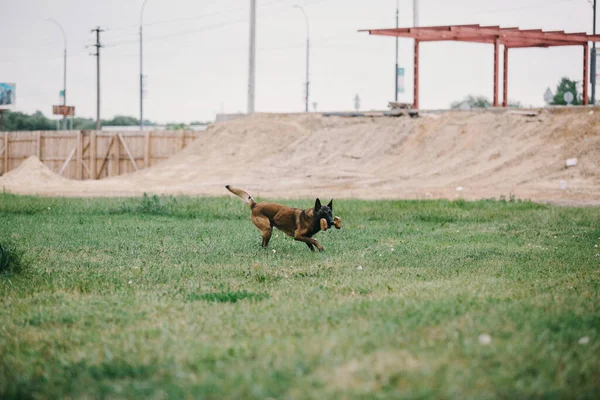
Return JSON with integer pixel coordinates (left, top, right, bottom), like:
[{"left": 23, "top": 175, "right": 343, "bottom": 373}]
[{"left": 0, "top": 0, "right": 595, "bottom": 122}]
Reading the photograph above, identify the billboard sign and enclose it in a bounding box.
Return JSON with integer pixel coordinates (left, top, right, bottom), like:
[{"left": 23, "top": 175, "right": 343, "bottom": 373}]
[
  {"left": 0, "top": 83, "right": 16, "bottom": 106},
  {"left": 563, "top": 91, "right": 574, "bottom": 105},
  {"left": 397, "top": 67, "right": 405, "bottom": 94},
  {"left": 53, "top": 105, "right": 75, "bottom": 116}
]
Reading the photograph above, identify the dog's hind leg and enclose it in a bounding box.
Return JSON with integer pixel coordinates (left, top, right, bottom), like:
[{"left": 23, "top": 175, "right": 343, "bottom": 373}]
[
  {"left": 251, "top": 215, "right": 272, "bottom": 248},
  {"left": 305, "top": 242, "right": 315, "bottom": 252},
  {"left": 261, "top": 228, "right": 273, "bottom": 248}
]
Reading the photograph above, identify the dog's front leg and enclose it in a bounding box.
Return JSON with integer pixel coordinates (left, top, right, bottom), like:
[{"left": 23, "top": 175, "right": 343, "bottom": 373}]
[{"left": 294, "top": 235, "right": 324, "bottom": 252}]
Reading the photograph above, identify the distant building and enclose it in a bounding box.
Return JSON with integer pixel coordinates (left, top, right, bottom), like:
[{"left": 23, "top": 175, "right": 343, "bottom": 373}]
[
  {"left": 102, "top": 125, "right": 208, "bottom": 132},
  {"left": 215, "top": 113, "right": 246, "bottom": 123}
]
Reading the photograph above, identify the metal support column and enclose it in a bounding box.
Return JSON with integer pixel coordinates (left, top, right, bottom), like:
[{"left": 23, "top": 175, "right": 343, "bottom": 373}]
[
  {"left": 584, "top": 43, "right": 590, "bottom": 105},
  {"left": 394, "top": 1, "right": 399, "bottom": 101},
  {"left": 592, "top": 47, "right": 597, "bottom": 104},
  {"left": 493, "top": 38, "right": 500, "bottom": 107},
  {"left": 413, "top": 40, "right": 419, "bottom": 109},
  {"left": 503, "top": 46, "right": 508, "bottom": 107},
  {"left": 592, "top": 0, "right": 597, "bottom": 104}
]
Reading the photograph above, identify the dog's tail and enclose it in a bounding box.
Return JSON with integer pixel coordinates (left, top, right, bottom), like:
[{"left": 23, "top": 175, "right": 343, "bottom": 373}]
[{"left": 225, "top": 185, "right": 256, "bottom": 208}]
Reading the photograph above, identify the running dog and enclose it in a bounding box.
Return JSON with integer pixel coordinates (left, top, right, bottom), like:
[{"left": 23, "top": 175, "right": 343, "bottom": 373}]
[{"left": 226, "top": 185, "right": 341, "bottom": 251}]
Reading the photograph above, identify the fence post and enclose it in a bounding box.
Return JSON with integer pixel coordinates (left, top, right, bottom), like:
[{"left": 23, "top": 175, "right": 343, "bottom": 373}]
[
  {"left": 90, "top": 130, "right": 97, "bottom": 179},
  {"left": 111, "top": 133, "right": 120, "bottom": 176},
  {"left": 3, "top": 133, "right": 8, "bottom": 175},
  {"left": 36, "top": 132, "right": 42, "bottom": 159},
  {"left": 76, "top": 131, "right": 83, "bottom": 180},
  {"left": 144, "top": 131, "right": 151, "bottom": 168}
]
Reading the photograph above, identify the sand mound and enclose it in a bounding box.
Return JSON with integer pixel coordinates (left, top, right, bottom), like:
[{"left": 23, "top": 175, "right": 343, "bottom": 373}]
[
  {"left": 1, "top": 110, "right": 598, "bottom": 205},
  {"left": 0, "top": 156, "right": 74, "bottom": 187}
]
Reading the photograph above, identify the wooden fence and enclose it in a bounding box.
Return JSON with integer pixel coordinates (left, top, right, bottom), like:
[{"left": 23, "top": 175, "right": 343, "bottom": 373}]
[{"left": 0, "top": 130, "right": 202, "bottom": 180}]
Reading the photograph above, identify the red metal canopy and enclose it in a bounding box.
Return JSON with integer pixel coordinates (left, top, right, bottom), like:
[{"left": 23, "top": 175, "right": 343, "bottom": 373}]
[{"left": 360, "top": 25, "right": 600, "bottom": 108}]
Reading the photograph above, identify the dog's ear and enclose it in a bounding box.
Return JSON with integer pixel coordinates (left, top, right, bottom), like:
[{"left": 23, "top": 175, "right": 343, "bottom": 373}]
[
  {"left": 327, "top": 199, "right": 333, "bottom": 210},
  {"left": 314, "top": 198, "right": 322, "bottom": 212}
]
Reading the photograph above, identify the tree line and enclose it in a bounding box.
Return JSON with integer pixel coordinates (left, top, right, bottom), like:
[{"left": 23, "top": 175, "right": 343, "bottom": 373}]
[
  {"left": 450, "top": 77, "right": 588, "bottom": 109},
  {"left": 0, "top": 112, "right": 210, "bottom": 131}
]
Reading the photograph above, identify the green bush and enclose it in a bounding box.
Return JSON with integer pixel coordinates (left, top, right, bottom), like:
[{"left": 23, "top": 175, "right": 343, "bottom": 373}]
[{"left": 0, "top": 240, "right": 25, "bottom": 275}]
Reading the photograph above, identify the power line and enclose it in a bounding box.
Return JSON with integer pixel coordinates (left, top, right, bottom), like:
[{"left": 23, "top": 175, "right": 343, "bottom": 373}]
[
  {"left": 98, "top": 33, "right": 346, "bottom": 62},
  {"left": 0, "top": 0, "right": 291, "bottom": 54},
  {"left": 143, "top": 4, "right": 253, "bottom": 28},
  {"left": 102, "top": 0, "right": 297, "bottom": 47},
  {"left": 0, "top": 21, "right": 375, "bottom": 65},
  {"left": 100, "top": 0, "right": 290, "bottom": 39},
  {"left": 0, "top": 28, "right": 348, "bottom": 65},
  {"left": 146, "top": 0, "right": 288, "bottom": 27},
  {"left": 0, "top": 41, "right": 64, "bottom": 51},
  {"left": 0, "top": 49, "right": 90, "bottom": 64},
  {"left": 0, "top": 0, "right": 324, "bottom": 57},
  {"left": 104, "top": 18, "right": 247, "bottom": 47}
]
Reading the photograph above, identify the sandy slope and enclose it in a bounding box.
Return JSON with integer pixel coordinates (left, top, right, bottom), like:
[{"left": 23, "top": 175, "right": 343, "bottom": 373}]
[{"left": 1, "top": 109, "right": 598, "bottom": 205}]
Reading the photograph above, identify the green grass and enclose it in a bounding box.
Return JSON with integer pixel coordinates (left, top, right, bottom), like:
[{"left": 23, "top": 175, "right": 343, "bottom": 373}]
[{"left": 0, "top": 193, "right": 599, "bottom": 399}]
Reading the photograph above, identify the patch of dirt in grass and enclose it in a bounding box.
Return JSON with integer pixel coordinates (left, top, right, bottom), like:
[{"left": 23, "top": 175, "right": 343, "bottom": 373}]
[{"left": 321, "top": 350, "right": 425, "bottom": 391}]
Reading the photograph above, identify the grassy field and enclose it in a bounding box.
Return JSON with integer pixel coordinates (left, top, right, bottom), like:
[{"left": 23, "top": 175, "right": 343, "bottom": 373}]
[{"left": 0, "top": 193, "right": 599, "bottom": 399}]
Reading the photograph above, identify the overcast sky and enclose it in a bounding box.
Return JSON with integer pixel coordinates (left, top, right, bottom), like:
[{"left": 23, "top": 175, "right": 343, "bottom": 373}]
[{"left": 0, "top": 0, "right": 594, "bottom": 122}]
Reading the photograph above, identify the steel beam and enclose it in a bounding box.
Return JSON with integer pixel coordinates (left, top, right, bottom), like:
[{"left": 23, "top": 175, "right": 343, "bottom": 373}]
[
  {"left": 584, "top": 43, "right": 590, "bottom": 105},
  {"left": 363, "top": 25, "right": 600, "bottom": 45}
]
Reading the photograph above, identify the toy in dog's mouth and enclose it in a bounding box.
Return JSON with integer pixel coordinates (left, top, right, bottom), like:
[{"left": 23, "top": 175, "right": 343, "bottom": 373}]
[
  {"left": 321, "top": 217, "right": 342, "bottom": 231},
  {"left": 320, "top": 218, "right": 328, "bottom": 231},
  {"left": 333, "top": 216, "right": 342, "bottom": 229}
]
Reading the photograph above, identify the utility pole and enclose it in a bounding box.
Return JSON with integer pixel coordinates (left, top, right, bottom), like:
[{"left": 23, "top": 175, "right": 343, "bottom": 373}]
[
  {"left": 140, "top": 0, "right": 150, "bottom": 131},
  {"left": 395, "top": 0, "right": 399, "bottom": 102},
  {"left": 413, "top": 0, "right": 419, "bottom": 27},
  {"left": 63, "top": 41, "right": 67, "bottom": 129},
  {"left": 294, "top": 5, "right": 310, "bottom": 112},
  {"left": 413, "top": 0, "right": 419, "bottom": 108},
  {"left": 592, "top": 0, "right": 597, "bottom": 105},
  {"left": 248, "top": 0, "right": 256, "bottom": 114},
  {"left": 45, "top": 18, "right": 67, "bottom": 130},
  {"left": 305, "top": 31, "right": 310, "bottom": 112},
  {"left": 91, "top": 27, "right": 104, "bottom": 131}
]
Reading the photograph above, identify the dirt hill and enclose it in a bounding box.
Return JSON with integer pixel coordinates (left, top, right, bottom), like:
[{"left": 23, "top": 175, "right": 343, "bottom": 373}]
[{"left": 1, "top": 109, "right": 598, "bottom": 205}]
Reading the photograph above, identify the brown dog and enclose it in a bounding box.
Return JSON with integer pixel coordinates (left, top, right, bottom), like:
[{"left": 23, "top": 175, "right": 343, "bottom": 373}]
[{"left": 226, "top": 185, "right": 341, "bottom": 251}]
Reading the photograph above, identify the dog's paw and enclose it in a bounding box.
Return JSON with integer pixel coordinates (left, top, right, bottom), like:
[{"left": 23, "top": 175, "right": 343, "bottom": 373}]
[
  {"left": 320, "top": 218, "right": 328, "bottom": 231},
  {"left": 333, "top": 216, "right": 342, "bottom": 229}
]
